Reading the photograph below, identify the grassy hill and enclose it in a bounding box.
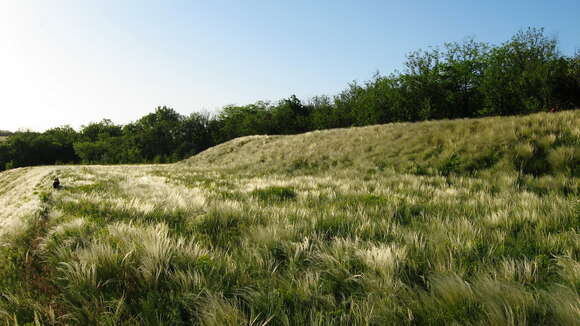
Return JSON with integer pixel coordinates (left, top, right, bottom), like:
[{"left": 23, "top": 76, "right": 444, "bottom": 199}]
[
  {"left": 186, "top": 110, "right": 579, "bottom": 178},
  {"left": 0, "top": 111, "right": 578, "bottom": 325}
]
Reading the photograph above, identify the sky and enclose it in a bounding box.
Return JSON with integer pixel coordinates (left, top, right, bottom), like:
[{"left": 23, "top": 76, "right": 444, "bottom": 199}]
[{"left": 1, "top": 1, "right": 579, "bottom": 132}]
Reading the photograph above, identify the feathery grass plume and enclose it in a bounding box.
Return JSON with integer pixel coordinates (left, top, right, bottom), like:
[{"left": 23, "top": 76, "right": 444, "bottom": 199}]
[
  {"left": 413, "top": 273, "right": 480, "bottom": 325},
  {"left": 555, "top": 256, "right": 580, "bottom": 290},
  {"left": 358, "top": 243, "right": 406, "bottom": 278},
  {"left": 39, "top": 217, "right": 94, "bottom": 253},
  {"left": 495, "top": 258, "right": 539, "bottom": 285},
  {"left": 312, "top": 238, "right": 369, "bottom": 303},
  {"left": 541, "top": 284, "right": 580, "bottom": 326},
  {"left": 474, "top": 276, "right": 541, "bottom": 325},
  {"left": 198, "top": 295, "right": 247, "bottom": 326}
]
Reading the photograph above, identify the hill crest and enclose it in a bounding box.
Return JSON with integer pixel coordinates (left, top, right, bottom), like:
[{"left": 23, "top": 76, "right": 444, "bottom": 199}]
[{"left": 185, "top": 110, "right": 579, "bottom": 177}]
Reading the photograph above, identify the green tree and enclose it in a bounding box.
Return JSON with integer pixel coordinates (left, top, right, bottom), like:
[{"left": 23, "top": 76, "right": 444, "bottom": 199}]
[
  {"left": 271, "top": 95, "right": 311, "bottom": 133},
  {"left": 44, "top": 125, "right": 80, "bottom": 163},
  {"left": 549, "top": 51, "right": 580, "bottom": 109},
  {"left": 439, "top": 38, "right": 489, "bottom": 118},
  {"left": 79, "top": 119, "right": 122, "bottom": 142},
  {"left": 400, "top": 47, "right": 446, "bottom": 120},
  {"left": 308, "top": 95, "right": 335, "bottom": 130},
  {"left": 481, "top": 27, "right": 559, "bottom": 115},
  {"left": 174, "top": 112, "right": 214, "bottom": 159},
  {"left": 125, "top": 106, "right": 184, "bottom": 162},
  {"left": 216, "top": 102, "right": 272, "bottom": 141}
]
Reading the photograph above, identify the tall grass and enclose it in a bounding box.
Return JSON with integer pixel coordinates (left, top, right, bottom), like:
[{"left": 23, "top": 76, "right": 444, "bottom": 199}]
[{"left": 0, "top": 111, "right": 578, "bottom": 325}]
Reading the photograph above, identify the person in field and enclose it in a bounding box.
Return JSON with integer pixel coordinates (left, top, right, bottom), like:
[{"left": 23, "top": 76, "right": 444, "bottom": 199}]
[{"left": 53, "top": 177, "right": 60, "bottom": 189}]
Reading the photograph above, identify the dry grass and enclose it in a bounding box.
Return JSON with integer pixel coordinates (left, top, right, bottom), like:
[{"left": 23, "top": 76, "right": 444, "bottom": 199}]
[{"left": 0, "top": 167, "right": 57, "bottom": 240}]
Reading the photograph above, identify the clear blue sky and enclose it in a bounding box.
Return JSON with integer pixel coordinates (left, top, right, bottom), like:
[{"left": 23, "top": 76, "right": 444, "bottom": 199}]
[{"left": 1, "top": 1, "right": 578, "bottom": 131}]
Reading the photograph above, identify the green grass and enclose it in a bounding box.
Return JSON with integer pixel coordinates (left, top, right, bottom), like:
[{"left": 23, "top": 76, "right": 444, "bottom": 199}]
[
  {"left": 251, "top": 186, "right": 297, "bottom": 202},
  {"left": 0, "top": 111, "right": 578, "bottom": 325}
]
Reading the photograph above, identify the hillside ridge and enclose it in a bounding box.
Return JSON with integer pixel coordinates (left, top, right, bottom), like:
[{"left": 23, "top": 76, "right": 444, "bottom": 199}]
[{"left": 185, "top": 110, "right": 579, "bottom": 176}]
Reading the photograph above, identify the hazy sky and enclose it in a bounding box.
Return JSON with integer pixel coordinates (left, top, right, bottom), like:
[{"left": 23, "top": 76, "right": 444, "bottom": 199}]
[{"left": 1, "top": 1, "right": 579, "bottom": 131}]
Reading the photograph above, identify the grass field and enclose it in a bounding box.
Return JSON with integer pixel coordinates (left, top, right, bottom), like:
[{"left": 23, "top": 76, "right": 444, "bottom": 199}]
[
  {"left": 0, "top": 136, "right": 8, "bottom": 142},
  {"left": 0, "top": 111, "right": 578, "bottom": 325}
]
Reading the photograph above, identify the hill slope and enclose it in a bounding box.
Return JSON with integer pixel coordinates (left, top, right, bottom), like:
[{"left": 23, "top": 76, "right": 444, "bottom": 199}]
[
  {"left": 186, "top": 110, "right": 579, "bottom": 177},
  {"left": 0, "top": 112, "right": 578, "bottom": 325}
]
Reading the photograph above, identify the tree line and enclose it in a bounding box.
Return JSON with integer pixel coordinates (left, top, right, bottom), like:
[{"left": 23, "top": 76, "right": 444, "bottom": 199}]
[{"left": 1, "top": 28, "right": 578, "bottom": 171}]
